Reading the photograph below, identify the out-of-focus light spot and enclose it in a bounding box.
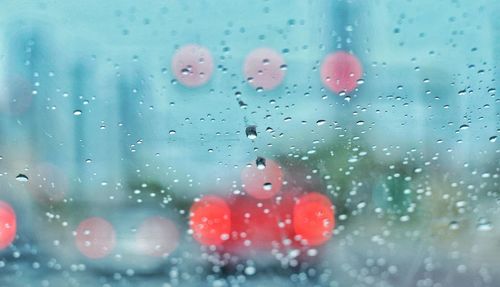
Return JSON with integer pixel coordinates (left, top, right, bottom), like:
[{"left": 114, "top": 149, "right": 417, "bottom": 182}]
[
  {"left": 244, "top": 48, "right": 286, "bottom": 91},
  {"left": 0, "top": 201, "right": 16, "bottom": 250},
  {"left": 189, "top": 196, "right": 231, "bottom": 246},
  {"left": 225, "top": 191, "right": 296, "bottom": 255},
  {"left": 293, "top": 192, "right": 335, "bottom": 246},
  {"left": 241, "top": 159, "right": 283, "bottom": 199},
  {"left": 75, "top": 217, "right": 116, "bottom": 259},
  {"left": 171, "top": 44, "right": 214, "bottom": 87},
  {"left": 135, "top": 216, "right": 179, "bottom": 257},
  {"left": 320, "top": 51, "right": 362, "bottom": 94}
]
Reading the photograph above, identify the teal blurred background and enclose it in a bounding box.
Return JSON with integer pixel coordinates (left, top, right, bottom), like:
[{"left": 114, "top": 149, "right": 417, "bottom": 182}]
[{"left": 0, "top": 1, "right": 499, "bottom": 286}]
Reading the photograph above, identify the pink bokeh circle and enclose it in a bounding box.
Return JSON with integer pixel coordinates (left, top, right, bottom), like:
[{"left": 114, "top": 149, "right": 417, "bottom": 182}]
[
  {"left": 240, "top": 159, "right": 283, "bottom": 200},
  {"left": 75, "top": 217, "right": 116, "bottom": 259},
  {"left": 243, "top": 48, "right": 286, "bottom": 91},
  {"left": 171, "top": 44, "right": 214, "bottom": 87},
  {"left": 135, "top": 216, "right": 179, "bottom": 257},
  {"left": 320, "top": 51, "right": 362, "bottom": 94}
]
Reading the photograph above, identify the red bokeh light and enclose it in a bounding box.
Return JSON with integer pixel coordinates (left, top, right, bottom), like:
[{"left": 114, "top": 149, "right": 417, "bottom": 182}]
[
  {"left": 320, "top": 51, "right": 362, "bottom": 94},
  {"left": 293, "top": 192, "right": 335, "bottom": 246},
  {"left": 0, "top": 201, "right": 16, "bottom": 250},
  {"left": 240, "top": 159, "right": 283, "bottom": 200},
  {"left": 189, "top": 196, "right": 231, "bottom": 246},
  {"left": 225, "top": 192, "right": 296, "bottom": 255},
  {"left": 75, "top": 217, "right": 116, "bottom": 259}
]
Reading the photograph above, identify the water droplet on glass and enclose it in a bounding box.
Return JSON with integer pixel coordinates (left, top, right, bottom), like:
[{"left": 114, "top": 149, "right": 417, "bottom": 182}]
[
  {"left": 181, "top": 66, "right": 192, "bottom": 75},
  {"left": 244, "top": 266, "right": 256, "bottom": 276},
  {"left": 459, "top": 124, "right": 469, "bottom": 130},
  {"left": 73, "top": 110, "right": 82, "bottom": 116},
  {"left": 16, "top": 174, "right": 29, "bottom": 182},
  {"left": 489, "top": 136, "right": 497, "bottom": 143},
  {"left": 307, "top": 249, "right": 318, "bottom": 256},
  {"left": 449, "top": 221, "right": 460, "bottom": 230},
  {"left": 238, "top": 100, "right": 248, "bottom": 109},
  {"left": 263, "top": 182, "right": 272, "bottom": 191},
  {"left": 169, "top": 130, "right": 176, "bottom": 135},
  {"left": 316, "top": 120, "right": 326, "bottom": 126},
  {"left": 477, "top": 218, "right": 493, "bottom": 231},
  {"left": 245, "top": 126, "right": 257, "bottom": 140},
  {"left": 256, "top": 157, "right": 266, "bottom": 170}
]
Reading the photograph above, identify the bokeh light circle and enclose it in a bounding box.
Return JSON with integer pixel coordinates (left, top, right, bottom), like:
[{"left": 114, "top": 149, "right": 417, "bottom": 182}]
[
  {"left": 243, "top": 48, "right": 286, "bottom": 91},
  {"left": 189, "top": 196, "right": 231, "bottom": 246},
  {"left": 171, "top": 44, "right": 214, "bottom": 87},
  {"left": 135, "top": 216, "right": 179, "bottom": 257},
  {"left": 225, "top": 192, "right": 296, "bottom": 254},
  {"left": 75, "top": 217, "right": 116, "bottom": 259},
  {"left": 320, "top": 51, "right": 362, "bottom": 94},
  {"left": 0, "top": 201, "right": 16, "bottom": 250},
  {"left": 241, "top": 159, "right": 283, "bottom": 199},
  {"left": 293, "top": 192, "right": 335, "bottom": 246}
]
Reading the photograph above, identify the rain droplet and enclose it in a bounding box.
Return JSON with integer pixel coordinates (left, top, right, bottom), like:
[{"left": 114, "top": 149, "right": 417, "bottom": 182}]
[
  {"left": 169, "top": 130, "right": 176, "bottom": 135},
  {"left": 400, "top": 215, "right": 410, "bottom": 222},
  {"left": 246, "top": 126, "right": 257, "bottom": 140},
  {"left": 459, "top": 124, "right": 469, "bottom": 130},
  {"left": 356, "top": 120, "right": 365, "bottom": 126},
  {"left": 256, "top": 157, "right": 266, "bottom": 170},
  {"left": 449, "top": 221, "right": 460, "bottom": 230},
  {"left": 477, "top": 218, "right": 493, "bottom": 231},
  {"left": 316, "top": 120, "right": 326, "bottom": 126},
  {"left": 263, "top": 182, "right": 272, "bottom": 191},
  {"left": 16, "top": 174, "right": 29, "bottom": 182},
  {"left": 307, "top": 249, "right": 318, "bottom": 256},
  {"left": 489, "top": 136, "right": 497, "bottom": 143},
  {"left": 73, "top": 110, "right": 82, "bottom": 116},
  {"left": 181, "top": 66, "right": 192, "bottom": 75},
  {"left": 238, "top": 100, "right": 248, "bottom": 109},
  {"left": 356, "top": 201, "right": 366, "bottom": 209}
]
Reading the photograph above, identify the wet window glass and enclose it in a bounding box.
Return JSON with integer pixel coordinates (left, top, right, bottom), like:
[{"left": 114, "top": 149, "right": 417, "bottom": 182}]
[{"left": 0, "top": 1, "right": 499, "bottom": 286}]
